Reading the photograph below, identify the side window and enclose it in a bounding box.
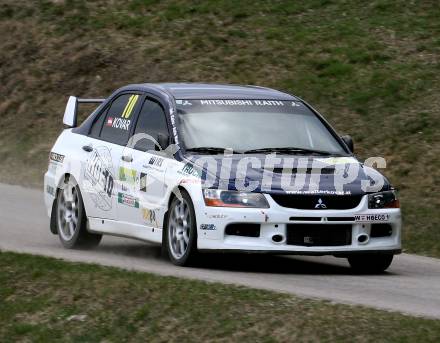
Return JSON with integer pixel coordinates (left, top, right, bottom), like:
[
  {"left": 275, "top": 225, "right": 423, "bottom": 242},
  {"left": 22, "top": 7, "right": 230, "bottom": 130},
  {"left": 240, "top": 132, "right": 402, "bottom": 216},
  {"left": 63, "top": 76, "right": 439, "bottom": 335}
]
[
  {"left": 99, "top": 93, "right": 140, "bottom": 145},
  {"left": 90, "top": 109, "right": 106, "bottom": 137},
  {"left": 133, "top": 99, "right": 169, "bottom": 151}
]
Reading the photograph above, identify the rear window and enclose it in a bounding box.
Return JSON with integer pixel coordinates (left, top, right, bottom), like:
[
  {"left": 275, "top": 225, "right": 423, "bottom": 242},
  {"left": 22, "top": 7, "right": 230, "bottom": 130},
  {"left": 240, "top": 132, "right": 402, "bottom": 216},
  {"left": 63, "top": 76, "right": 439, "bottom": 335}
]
[{"left": 99, "top": 94, "right": 140, "bottom": 145}]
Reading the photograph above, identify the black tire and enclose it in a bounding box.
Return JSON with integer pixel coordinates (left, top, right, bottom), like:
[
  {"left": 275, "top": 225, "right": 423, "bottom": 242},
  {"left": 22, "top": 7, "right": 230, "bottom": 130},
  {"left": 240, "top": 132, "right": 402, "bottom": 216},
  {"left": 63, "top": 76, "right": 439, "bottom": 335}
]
[
  {"left": 56, "top": 178, "right": 102, "bottom": 249},
  {"left": 164, "top": 190, "right": 198, "bottom": 266},
  {"left": 347, "top": 254, "right": 394, "bottom": 274}
]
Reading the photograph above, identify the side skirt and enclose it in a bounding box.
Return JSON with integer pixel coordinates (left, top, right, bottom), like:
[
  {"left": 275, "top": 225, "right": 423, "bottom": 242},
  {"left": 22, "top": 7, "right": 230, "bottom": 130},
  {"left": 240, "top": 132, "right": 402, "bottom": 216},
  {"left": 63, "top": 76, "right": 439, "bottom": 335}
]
[{"left": 88, "top": 217, "right": 163, "bottom": 244}]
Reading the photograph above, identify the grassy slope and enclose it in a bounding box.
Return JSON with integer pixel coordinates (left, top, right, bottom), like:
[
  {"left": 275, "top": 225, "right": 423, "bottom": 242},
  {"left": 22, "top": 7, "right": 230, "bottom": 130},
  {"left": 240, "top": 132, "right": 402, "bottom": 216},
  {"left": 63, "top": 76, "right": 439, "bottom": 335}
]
[
  {"left": 1, "top": 251, "right": 440, "bottom": 342},
  {"left": 0, "top": 0, "right": 439, "bottom": 256}
]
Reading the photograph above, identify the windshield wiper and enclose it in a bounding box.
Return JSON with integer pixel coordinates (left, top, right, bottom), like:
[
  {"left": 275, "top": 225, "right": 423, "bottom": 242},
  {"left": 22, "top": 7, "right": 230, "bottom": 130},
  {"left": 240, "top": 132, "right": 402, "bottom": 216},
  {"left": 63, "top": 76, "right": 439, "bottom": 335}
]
[
  {"left": 243, "top": 147, "right": 339, "bottom": 156},
  {"left": 185, "top": 147, "right": 239, "bottom": 154}
]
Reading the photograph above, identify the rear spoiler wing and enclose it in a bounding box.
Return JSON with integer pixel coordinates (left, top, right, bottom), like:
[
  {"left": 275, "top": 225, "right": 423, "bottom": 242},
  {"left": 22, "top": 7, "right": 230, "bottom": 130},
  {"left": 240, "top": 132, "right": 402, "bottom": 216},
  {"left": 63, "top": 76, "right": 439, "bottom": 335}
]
[{"left": 63, "top": 96, "right": 105, "bottom": 127}]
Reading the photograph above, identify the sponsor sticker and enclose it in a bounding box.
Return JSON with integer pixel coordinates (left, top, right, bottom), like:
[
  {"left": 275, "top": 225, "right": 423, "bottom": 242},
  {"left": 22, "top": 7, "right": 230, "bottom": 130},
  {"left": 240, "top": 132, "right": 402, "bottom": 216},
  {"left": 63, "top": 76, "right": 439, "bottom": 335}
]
[
  {"left": 176, "top": 100, "right": 192, "bottom": 106},
  {"left": 304, "top": 236, "right": 314, "bottom": 244},
  {"left": 140, "top": 172, "right": 148, "bottom": 192},
  {"left": 316, "top": 157, "right": 358, "bottom": 165},
  {"left": 142, "top": 208, "right": 158, "bottom": 226},
  {"left": 195, "top": 100, "right": 285, "bottom": 106},
  {"left": 178, "top": 163, "right": 201, "bottom": 178},
  {"left": 50, "top": 152, "right": 64, "bottom": 163},
  {"left": 143, "top": 156, "right": 166, "bottom": 172},
  {"left": 179, "top": 178, "right": 202, "bottom": 185},
  {"left": 149, "top": 156, "right": 164, "bottom": 167},
  {"left": 118, "top": 193, "right": 139, "bottom": 208},
  {"left": 106, "top": 117, "right": 114, "bottom": 126},
  {"left": 286, "top": 190, "right": 352, "bottom": 195},
  {"left": 354, "top": 214, "right": 390, "bottom": 222},
  {"left": 46, "top": 185, "right": 55, "bottom": 196},
  {"left": 200, "top": 224, "right": 216, "bottom": 230},
  {"left": 207, "top": 214, "right": 227, "bottom": 219},
  {"left": 119, "top": 167, "right": 137, "bottom": 184},
  {"left": 169, "top": 112, "right": 179, "bottom": 146},
  {"left": 107, "top": 117, "right": 131, "bottom": 130}
]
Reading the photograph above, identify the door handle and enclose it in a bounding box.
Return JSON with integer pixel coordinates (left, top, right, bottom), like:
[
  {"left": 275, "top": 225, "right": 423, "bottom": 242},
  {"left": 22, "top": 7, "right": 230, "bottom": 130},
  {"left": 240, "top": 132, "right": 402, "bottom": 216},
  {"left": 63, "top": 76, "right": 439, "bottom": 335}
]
[
  {"left": 121, "top": 155, "right": 133, "bottom": 162},
  {"left": 82, "top": 145, "right": 93, "bottom": 152}
]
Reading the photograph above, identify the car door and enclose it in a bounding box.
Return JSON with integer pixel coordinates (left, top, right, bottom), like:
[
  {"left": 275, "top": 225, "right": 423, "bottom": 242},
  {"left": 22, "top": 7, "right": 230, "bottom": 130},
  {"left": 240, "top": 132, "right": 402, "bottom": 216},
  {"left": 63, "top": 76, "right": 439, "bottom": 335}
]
[
  {"left": 117, "top": 96, "right": 170, "bottom": 228},
  {"left": 81, "top": 92, "right": 141, "bottom": 221}
]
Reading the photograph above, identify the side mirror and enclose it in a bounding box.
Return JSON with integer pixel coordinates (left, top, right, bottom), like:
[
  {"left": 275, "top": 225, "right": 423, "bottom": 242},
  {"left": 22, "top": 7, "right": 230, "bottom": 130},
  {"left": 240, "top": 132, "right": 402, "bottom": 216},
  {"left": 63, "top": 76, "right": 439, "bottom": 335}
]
[
  {"left": 63, "top": 96, "right": 78, "bottom": 127},
  {"left": 156, "top": 133, "right": 169, "bottom": 151},
  {"left": 341, "top": 135, "right": 354, "bottom": 153}
]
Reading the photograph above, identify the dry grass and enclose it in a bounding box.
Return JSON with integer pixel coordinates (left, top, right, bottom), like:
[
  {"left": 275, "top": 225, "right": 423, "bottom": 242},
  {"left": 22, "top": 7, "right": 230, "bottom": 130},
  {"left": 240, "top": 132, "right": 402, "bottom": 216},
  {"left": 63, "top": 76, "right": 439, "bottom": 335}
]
[{"left": 1, "top": 251, "right": 440, "bottom": 342}]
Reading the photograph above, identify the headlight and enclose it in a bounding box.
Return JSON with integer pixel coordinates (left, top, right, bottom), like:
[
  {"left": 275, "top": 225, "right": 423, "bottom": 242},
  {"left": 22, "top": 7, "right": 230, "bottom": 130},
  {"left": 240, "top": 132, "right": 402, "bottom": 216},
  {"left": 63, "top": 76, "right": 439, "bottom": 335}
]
[
  {"left": 203, "top": 189, "right": 269, "bottom": 208},
  {"left": 368, "top": 190, "right": 400, "bottom": 209}
]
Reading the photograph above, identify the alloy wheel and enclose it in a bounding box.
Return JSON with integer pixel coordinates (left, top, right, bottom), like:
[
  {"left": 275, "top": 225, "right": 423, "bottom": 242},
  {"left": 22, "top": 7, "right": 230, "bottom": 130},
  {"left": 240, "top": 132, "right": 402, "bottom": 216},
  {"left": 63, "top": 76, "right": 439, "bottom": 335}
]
[
  {"left": 57, "top": 184, "right": 79, "bottom": 241},
  {"left": 168, "top": 198, "right": 191, "bottom": 260}
]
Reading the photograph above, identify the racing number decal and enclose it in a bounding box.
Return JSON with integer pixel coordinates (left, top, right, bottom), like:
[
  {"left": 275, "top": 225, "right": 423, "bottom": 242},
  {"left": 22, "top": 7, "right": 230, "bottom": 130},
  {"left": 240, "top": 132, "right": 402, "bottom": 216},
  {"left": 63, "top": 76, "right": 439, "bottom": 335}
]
[
  {"left": 84, "top": 147, "right": 115, "bottom": 211},
  {"left": 86, "top": 151, "right": 114, "bottom": 197},
  {"left": 122, "top": 95, "right": 139, "bottom": 119}
]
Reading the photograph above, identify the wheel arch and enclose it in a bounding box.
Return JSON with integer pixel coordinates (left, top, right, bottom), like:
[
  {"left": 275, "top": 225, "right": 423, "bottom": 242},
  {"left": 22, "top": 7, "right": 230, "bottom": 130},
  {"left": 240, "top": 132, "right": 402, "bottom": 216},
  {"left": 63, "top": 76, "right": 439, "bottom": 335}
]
[
  {"left": 50, "top": 173, "right": 82, "bottom": 234},
  {"left": 163, "top": 185, "right": 187, "bottom": 230},
  {"left": 162, "top": 185, "right": 196, "bottom": 241},
  {"left": 162, "top": 185, "right": 199, "bottom": 264}
]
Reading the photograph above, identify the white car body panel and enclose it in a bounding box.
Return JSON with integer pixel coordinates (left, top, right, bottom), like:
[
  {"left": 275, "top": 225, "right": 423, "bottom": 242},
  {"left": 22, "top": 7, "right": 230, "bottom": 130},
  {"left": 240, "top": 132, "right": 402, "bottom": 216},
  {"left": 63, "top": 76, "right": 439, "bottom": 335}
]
[
  {"left": 44, "top": 84, "right": 402, "bottom": 258},
  {"left": 44, "top": 128, "right": 402, "bottom": 254}
]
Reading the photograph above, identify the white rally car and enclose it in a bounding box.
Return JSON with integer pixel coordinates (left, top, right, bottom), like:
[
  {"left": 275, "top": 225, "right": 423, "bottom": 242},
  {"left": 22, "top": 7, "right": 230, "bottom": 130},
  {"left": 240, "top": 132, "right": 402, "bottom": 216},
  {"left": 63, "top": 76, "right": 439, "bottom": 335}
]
[{"left": 44, "top": 83, "right": 401, "bottom": 272}]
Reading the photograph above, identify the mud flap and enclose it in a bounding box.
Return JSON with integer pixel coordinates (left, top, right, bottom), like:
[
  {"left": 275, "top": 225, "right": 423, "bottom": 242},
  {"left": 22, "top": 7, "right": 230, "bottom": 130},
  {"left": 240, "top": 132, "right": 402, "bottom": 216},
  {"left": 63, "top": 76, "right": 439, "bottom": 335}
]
[{"left": 50, "top": 197, "right": 58, "bottom": 234}]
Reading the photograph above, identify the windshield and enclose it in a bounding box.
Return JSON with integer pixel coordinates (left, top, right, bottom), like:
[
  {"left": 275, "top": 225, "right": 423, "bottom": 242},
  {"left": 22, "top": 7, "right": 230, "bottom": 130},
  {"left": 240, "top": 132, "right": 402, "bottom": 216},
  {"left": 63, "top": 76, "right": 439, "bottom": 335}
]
[{"left": 176, "top": 99, "right": 347, "bottom": 155}]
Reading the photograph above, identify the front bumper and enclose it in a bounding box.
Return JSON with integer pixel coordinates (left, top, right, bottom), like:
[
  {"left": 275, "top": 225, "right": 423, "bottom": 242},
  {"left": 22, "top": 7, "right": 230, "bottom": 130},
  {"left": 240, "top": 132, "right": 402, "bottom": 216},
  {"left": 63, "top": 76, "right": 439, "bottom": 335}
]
[{"left": 196, "top": 194, "right": 402, "bottom": 255}]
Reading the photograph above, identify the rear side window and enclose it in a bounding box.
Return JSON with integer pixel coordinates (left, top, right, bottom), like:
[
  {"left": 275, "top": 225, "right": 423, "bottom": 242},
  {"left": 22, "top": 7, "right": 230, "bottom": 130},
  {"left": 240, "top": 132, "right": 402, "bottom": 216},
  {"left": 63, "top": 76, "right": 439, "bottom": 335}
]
[
  {"left": 99, "top": 94, "right": 140, "bottom": 145},
  {"left": 90, "top": 109, "right": 106, "bottom": 137},
  {"left": 133, "top": 99, "right": 169, "bottom": 151}
]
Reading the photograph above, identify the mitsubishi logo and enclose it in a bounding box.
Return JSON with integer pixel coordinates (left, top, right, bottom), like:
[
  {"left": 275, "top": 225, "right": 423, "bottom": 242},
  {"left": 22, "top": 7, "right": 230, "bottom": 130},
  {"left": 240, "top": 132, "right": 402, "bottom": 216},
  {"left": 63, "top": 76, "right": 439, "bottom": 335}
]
[{"left": 315, "top": 198, "right": 327, "bottom": 209}]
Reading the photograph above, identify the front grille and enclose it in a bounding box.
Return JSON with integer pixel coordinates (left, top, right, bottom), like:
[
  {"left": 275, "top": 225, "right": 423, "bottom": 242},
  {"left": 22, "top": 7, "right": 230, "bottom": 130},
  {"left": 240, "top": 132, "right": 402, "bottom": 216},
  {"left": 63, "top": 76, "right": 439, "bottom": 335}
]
[
  {"left": 270, "top": 194, "right": 363, "bottom": 210},
  {"left": 286, "top": 224, "right": 352, "bottom": 246}
]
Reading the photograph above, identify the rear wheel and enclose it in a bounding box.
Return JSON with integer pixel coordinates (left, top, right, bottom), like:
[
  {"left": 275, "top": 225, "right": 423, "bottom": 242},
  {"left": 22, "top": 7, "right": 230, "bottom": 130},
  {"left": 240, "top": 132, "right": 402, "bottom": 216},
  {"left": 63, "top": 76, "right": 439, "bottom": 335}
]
[
  {"left": 165, "top": 191, "right": 198, "bottom": 266},
  {"left": 347, "top": 254, "right": 394, "bottom": 274},
  {"left": 56, "top": 177, "right": 102, "bottom": 249}
]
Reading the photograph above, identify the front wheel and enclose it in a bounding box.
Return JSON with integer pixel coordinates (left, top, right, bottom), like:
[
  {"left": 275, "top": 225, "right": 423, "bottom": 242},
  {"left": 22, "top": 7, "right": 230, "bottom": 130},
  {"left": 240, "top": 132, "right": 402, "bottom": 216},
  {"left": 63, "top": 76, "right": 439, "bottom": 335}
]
[
  {"left": 347, "top": 254, "right": 394, "bottom": 274},
  {"left": 56, "top": 177, "right": 102, "bottom": 249},
  {"left": 165, "top": 191, "right": 198, "bottom": 266}
]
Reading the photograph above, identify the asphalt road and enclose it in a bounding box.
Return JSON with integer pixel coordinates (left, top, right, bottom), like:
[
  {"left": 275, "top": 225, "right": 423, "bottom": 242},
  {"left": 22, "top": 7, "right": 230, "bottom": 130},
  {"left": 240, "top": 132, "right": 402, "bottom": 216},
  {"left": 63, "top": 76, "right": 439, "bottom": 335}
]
[{"left": 1, "top": 183, "right": 440, "bottom": 319}]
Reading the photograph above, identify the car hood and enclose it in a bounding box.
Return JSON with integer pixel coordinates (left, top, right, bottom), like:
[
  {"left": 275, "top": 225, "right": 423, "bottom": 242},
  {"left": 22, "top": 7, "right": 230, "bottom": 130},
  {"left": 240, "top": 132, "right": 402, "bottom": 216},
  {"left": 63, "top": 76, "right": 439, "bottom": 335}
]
[{"left": 183, "top": 154, "right": 391, "bottom": 196}]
